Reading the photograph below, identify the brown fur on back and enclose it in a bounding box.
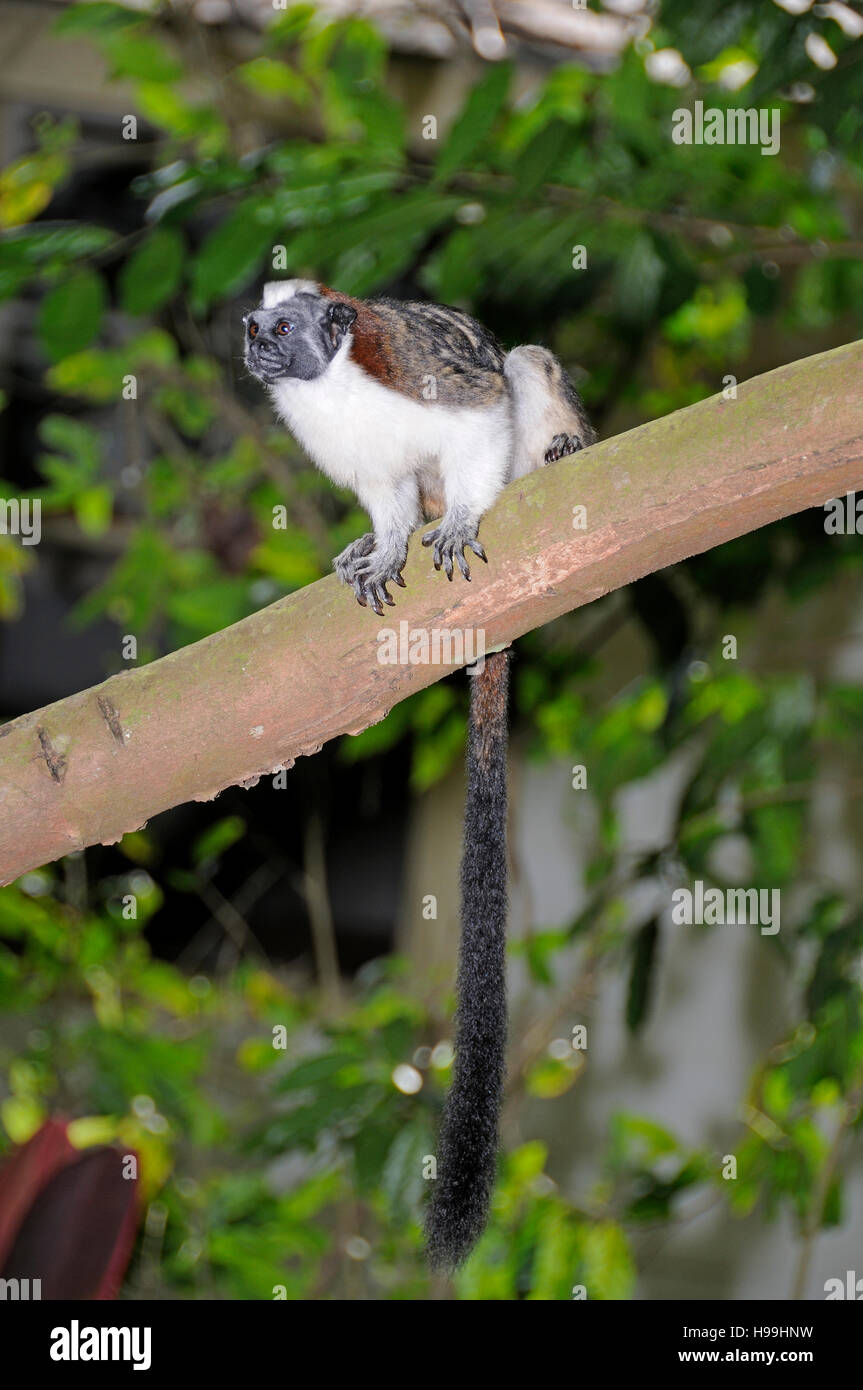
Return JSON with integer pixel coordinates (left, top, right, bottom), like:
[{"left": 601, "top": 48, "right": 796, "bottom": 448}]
[
  {"left": 318, "top": 284, "right": 506, "bottom": 409},
  {"left": 318, "top": 285, "right": 404, "bottom": 391}
]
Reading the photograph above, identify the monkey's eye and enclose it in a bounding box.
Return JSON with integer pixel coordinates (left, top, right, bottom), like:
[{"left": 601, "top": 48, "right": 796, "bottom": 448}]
[
  {"left": 248, "top": 320, "right": 258, "bottom": 339},
  {"left": 275, "top": 320, "right": 294, "bottom": 336}
]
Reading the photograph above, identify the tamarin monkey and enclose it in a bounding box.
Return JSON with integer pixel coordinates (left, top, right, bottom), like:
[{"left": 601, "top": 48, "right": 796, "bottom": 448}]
[{"left": 244, "top": 280, "right": 594, "bottom": 1270}]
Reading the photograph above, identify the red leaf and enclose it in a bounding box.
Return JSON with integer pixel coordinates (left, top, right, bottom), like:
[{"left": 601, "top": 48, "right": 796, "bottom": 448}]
[
  {"left": 0, "top": 1124, "right": 140, "bottom": 1299},
  {"left": 0, "top": 1119, "right": 76, "bottom": 1267}
]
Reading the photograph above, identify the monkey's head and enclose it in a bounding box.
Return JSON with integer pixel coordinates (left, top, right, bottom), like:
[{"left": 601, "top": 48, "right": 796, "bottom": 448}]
[{"left": 243, "top": 281, "right": 357, "bottom": 385}]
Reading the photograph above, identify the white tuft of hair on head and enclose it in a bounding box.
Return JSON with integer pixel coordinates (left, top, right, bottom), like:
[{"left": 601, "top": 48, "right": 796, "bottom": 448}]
[{"left": 261, "top": 279, "right": 321, "bottom": 308}]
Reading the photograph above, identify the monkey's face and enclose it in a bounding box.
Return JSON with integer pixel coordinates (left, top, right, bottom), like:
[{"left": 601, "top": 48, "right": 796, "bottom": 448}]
[{"left": 243, "top": 294, "right": 357, "bottom": 385}]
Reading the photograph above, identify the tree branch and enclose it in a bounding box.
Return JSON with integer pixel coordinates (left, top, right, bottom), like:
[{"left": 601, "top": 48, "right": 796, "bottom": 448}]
[{"left": 1, "top": 339, "right": 862, "bottom": 884}]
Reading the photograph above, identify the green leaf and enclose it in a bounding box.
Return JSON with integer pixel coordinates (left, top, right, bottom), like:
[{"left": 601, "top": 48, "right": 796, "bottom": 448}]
[
  {"left": 166, "top": 578, "right": 252, "bottom": 639},
  {"left": 526, "top": 1056, "right": 578, "bottom": 1099},
  {"left": 192, "top": 816, "right": 246, "bottom": 866},
  {"left": 285, "top": 189, "right": 458, "bottom": 296},
  {"left": 747, "top": 802, "right": 804, "bottom": 885},
  {"left": 277, "top": 1051, "right": 362, "bottom": 1093},
  {"left": 46, "top": 332, "right": 178, "bottom": 401},
  {"left": 251, "top": 532, "right": 320, "bottom": 589},
  {"left": 512, "top": 118, "right": 571, "bottom": 200},
  {"left": 426, "top": 226, "right": 483, "bottom": 304},
  {"left": 578, "top": 1223, "right": 633, "bottom": 1295},
  {"left": 0, "top": 151, "right": 70, "bottom": 230},
  {"left": 73, "top": 524, "right": 174, "bottom": 634},
  {"left": 135, "top": 83, "right": 212, "bottom": 141},
  {"left": 435, "top": 62, "right": 512, "bottom": 183},
  {"left": 74, "top": 485, "right": 113, "bottom": 536},
  {"left": 119, "top": 228, "right": 185, "bottom": 315},
  {"left": 46, "top": 348, "right": 117, "bottom": 401},
  {"left": 513, "top": 927, "right": 571, "bottom": 986},
  {"left": 613, "top": 232, "right": 666, "bottom": 327},
  {"left": 38, "top": 268, "right": 105, "bottom": 361},
  {"left": 608, "top": 1112, "right": 679, "bottom": 1171},
  {"left": 189, "top": 198, "right": 275, "bottom": 312},
  {"left": 235, "top": 57, "right": 310, "bottom": 103},
  {"left": 155, "top": 383, "right": 214, "bottom": 438},
  {"left": 53, "top": 2, "right": 141, "bottom": 36},
  {"left": 626, "top": 918, "right": 660, "bottom": 1034},
  {"left": 353, "top": 1113, "right": 395, "bottom": 1194},
  {"left": 101, "top": 32, "right": 182, "bottom": 84},
  {"left": 37, "top": 414, "right": 102, "bottom": 500},
  {"left": 265, "top": 5, "right": 316, "bottom": 48},
  {"left": 0, "top": 224, "right": 115, "bottom": 301},
  {"left": 129, "top": 328, "right": 178, "bottom": 368}
]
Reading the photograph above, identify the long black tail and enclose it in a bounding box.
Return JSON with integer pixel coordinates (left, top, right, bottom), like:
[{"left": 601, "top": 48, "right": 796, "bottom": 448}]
[{"left": 426, "top": 648, "right": 510, "bottom": 1272}]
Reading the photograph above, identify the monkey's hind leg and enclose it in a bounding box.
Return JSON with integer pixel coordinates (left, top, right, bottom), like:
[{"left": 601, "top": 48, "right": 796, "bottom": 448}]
[{"left": 422, "top": 421, "right": 509, "bottom": 581}]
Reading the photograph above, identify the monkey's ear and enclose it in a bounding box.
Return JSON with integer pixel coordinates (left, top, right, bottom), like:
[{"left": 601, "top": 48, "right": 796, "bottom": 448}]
[{"left": 327, "top": 301, "right": 358, "bottom": 346}]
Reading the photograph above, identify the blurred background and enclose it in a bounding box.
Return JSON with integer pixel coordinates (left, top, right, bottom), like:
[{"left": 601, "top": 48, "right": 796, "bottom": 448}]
[{"left": 0, "top": 0, "right": 862, "bottom": 1300}]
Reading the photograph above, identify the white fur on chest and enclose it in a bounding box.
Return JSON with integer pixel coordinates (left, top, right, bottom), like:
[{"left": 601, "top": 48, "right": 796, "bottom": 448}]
[{"left": 268, "top": 346, "right": 513, "bottom": 495}]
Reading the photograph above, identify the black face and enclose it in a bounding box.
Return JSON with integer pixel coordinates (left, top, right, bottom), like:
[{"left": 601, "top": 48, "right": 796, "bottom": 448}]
[{"left": 243, "top": 293, "right": 357, "bottom": 384}]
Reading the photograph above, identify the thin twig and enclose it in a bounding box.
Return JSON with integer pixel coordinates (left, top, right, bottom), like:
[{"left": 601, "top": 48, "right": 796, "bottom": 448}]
[
  {"left": 300, "top": 811, "right": 342, "bottom": 1010},
  {"left": 791, "top": 1059, "right": 863, "bottom": 1300}
]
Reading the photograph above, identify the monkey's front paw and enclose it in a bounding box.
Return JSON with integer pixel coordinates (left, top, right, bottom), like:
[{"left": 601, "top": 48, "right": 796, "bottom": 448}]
[
  {"left": 351, "top": 550, "right": 407, "bottom": 618},
  {"left": 544, "top": 432, "right": 583, "bottom": 464},
  {"left": 333, "top": 532, "right": 376, "bottom": 586},
  {"left": 421, "top": 522, "right": 487, "bottom": 582}
]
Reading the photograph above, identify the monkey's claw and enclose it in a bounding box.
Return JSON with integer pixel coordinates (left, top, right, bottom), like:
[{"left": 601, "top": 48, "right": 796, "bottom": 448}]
[
  {"left": 333, "top": 533, "right": 376, "bottom": 587},
  {"left": 333, "top": 534, "right": 406, "bottom": 616},
  {"left": 350, "top": 551, "right": 407, "bottom": 617},
  {"left": 544, "top": 432, "right": 583, "bottom": 464},
  {"left": 422, "top": 525, "right": 486, "bottom": 582}
]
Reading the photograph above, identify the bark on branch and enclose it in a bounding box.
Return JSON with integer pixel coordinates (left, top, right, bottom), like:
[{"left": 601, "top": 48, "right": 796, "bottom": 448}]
[{"left": 2, "top": 339, "right": 862, "bottom": 884}]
